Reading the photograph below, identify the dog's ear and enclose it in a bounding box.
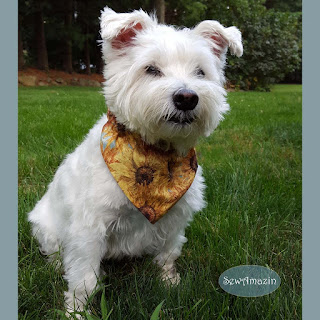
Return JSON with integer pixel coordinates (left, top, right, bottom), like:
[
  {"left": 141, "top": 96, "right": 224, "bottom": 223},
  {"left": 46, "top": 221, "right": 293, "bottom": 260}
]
[
  {"left": 193, "top": 20, "right": 243, "bottom": 58},
  {"left": 100, "top": 7, "right": 156, "bottom": 49}
]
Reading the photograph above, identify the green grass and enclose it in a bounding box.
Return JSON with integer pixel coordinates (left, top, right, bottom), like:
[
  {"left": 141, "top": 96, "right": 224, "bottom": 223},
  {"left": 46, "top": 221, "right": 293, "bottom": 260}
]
[{"left": 18, "top": 85, "right": 302, "bottom": 320}]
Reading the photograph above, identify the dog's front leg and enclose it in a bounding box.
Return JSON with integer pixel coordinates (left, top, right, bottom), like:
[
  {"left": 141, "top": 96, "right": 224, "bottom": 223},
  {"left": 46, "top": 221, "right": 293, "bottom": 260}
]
[
  {"left": 153, "top": 232, "right": 187, "bottom": 286},
  {"left": 63, "top": 228, "right": 107, "bottom": 316}
]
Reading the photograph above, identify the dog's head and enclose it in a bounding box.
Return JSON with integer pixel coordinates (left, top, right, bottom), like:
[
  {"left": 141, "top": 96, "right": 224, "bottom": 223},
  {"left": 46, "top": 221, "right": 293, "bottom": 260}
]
[{"left": 100, "top": 7, "right": 242, "bottom": 155}]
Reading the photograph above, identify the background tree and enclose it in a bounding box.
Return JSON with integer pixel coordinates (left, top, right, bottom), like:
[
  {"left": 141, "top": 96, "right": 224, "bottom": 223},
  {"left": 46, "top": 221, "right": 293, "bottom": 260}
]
[
  {"left": 18, "top": 13, "right": 25, "bottom": 70},
  {"left": 83, "top": 0, "right": 91, "bottom": 75},
  {"left": 155, "top": 0, "right": 165, "bottom": 23},
  {"left": 264, "top": 0, "right": 302, "bottom": 12},
  {"left": 166, "top": 0, "right": 207, "bottom": 26},
  {"left": 33, "top": 0, "right": 48, "bottom": 70},
  {"left": 264, "top": 0, "right": 302, "bottom": 84},
  {"left": 64, "top": 0, "right": 74, "bottom": 73}
]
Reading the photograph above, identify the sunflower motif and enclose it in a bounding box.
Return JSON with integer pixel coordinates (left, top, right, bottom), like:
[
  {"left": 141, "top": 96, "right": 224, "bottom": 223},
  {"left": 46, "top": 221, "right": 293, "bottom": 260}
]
[
  {"left": 100, "top": 111, "right": 197, "bottom": 223},
  {"left": 135, "top": 166, "right": 155, "bottom": 185}
]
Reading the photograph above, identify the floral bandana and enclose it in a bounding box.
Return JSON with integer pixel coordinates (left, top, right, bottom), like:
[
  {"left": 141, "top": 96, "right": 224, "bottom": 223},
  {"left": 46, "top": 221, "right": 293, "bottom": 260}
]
[{"left": 100, "top": 112, "right": 198, "bottom": 224}]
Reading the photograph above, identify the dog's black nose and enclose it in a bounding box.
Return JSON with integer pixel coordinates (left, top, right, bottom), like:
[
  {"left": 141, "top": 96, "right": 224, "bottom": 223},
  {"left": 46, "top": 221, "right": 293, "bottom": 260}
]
[{"left": 173, "top": 89, "right": 199, "bottom": 111}]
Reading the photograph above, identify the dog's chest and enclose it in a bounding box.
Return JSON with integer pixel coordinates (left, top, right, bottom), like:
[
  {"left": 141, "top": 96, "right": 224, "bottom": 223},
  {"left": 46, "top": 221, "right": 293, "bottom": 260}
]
[{"left": 103, "top": 209, "right": 169, "bottom": 259}]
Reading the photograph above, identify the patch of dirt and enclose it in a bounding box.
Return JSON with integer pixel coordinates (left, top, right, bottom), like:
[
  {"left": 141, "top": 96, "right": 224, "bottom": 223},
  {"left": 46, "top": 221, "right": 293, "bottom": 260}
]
[{"left": 18, "top": 68, "right": 105, "bottom": 87}]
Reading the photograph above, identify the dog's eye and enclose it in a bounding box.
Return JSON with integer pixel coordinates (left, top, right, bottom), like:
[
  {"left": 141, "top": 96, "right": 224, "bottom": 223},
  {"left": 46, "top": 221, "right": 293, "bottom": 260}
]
[
  {"left": 145, "top": 65, "right": 162, "bottom": 77},
  {"left": 195, "top": 68, "right": 205, "bottom": 78}
]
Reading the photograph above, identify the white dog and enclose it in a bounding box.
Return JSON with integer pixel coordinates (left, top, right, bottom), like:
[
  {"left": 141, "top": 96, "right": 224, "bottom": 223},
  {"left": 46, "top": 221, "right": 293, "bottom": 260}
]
[{"left": 28, "top": 6, "right": 242, "bottom": 314}]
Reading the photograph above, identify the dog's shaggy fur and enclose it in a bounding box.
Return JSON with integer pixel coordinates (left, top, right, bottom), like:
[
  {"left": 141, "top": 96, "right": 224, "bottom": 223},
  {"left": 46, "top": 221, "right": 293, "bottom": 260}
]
[{"left": 28, "top": 6, "right": 242, "bottom": 314}]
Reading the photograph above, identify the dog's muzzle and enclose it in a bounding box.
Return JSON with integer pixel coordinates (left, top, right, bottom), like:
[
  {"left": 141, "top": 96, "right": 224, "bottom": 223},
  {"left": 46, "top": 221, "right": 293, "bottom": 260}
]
[{"left": 166, "top": 89, "right": 198, "bottom": 124}]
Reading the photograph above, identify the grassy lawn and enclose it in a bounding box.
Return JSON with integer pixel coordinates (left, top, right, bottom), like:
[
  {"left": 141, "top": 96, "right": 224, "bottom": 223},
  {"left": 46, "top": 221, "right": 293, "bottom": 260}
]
[{"left": 18, "top": 85, "right": 302, "bottom": 320}]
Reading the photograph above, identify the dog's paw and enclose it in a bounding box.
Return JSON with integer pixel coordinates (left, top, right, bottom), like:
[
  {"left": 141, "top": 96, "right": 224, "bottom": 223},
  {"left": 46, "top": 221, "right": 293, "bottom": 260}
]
[
  {"left": 161, "top": 268, "right": 181, "bottom": 286},
  {"left": 64, "top": 291, "right": 85, "bottom": 319},
  {"left": 164, "top": 272, "right": 181, "bottom": 286}
]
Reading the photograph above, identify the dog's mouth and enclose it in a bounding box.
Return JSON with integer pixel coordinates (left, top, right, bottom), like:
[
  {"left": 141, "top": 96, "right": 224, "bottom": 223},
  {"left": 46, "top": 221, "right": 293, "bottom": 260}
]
[{"left": 166, "top": 114, "right": 195, "bottom": 125}]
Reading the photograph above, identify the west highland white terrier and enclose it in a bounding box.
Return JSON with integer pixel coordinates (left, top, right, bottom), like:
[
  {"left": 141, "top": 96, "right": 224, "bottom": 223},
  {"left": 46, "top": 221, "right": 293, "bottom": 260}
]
[{"left": 28, "top": 6, "right": 243, "bottom": 314}]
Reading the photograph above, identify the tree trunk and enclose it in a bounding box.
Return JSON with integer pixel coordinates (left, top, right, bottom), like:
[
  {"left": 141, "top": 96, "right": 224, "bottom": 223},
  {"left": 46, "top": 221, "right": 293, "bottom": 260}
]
[
  {"left": 18, "top": 16, "right": 25, "bottom": 70},
  {"left": 83, "top": 0, "right": 90, "bottom": 75},
  {"left": 95, "top": 44, "right": 103, "bottom": 74},
  {"left": 64, "top": 0, "right": 73, "bottom": 73},
  {"left": 34, "top": 0, "right": 48, "bottom": 70},
  {"left": 84, "top": 35, "right": 91, "bottom": 75},
  {"left": 155, "top": 0, "right": 165, "bottom": 24},
  {"left": 264, "top": 0, "right": 274, "bottom": 9}
]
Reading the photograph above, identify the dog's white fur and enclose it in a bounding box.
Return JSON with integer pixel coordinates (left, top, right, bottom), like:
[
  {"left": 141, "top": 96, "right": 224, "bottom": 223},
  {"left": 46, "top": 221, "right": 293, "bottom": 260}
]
[{"left": 28, "top": 7, "right": 242, "bottom": 314}]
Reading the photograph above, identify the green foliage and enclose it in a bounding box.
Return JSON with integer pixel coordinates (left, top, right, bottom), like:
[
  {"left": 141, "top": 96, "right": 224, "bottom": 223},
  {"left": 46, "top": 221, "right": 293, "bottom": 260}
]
[
  {"left": 225, "top": 9, "right": 302, "bottom": 90},
  {"left": 150, "top": 300, "right": 165, "bottom": 320}
]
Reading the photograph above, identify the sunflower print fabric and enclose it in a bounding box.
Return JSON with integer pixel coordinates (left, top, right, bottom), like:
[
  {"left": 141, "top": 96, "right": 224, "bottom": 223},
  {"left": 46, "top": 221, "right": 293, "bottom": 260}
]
[{"left": 100, "top": 112, "right": 198, "bottom": 224}]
